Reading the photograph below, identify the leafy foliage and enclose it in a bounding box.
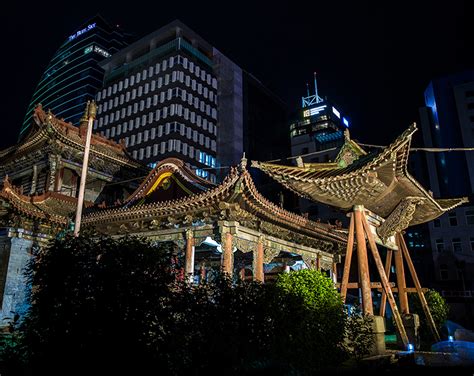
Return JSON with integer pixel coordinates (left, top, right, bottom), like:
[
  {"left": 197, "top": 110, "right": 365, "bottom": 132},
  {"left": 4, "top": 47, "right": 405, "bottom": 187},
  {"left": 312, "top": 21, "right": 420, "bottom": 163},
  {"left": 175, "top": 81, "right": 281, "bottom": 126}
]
[
  {"left": 342, "top": 306, "right": 375, "bottom": 360},
  {"left": 409, "top": 289, "right": 449, "bottom": 344},
  {"left": 5, "top": 234, "right": 375, "bottom": 374}
]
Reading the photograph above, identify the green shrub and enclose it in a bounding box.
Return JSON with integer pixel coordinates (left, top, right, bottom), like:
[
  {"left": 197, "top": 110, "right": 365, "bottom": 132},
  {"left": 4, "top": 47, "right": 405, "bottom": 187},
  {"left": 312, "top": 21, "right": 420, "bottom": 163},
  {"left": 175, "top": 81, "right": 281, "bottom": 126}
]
[{"left": 409, "top": 289, "right": 449, "bottom": 344}]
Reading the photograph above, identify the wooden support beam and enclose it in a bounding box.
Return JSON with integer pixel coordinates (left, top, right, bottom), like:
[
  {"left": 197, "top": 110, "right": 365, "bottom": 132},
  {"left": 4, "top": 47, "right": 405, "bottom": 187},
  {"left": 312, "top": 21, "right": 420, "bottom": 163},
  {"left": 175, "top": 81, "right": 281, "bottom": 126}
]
[
  {"left": 379, "top": 249, "right": 393, "bottom": 317},
  {"left": 394, "top": 237, "right": 409, "bottom": 314},
  {"left": 222, "top": 232, "right": 233, "bottom": 276},
  {"left": 185, "top": 229, "right": 195, "bottom": 283},
  {"left": 376, "top": 287, "right": 428, "bottom": 293},
  {"left": 354, "top": 207, "right": 373, "bottom": 315},
  {"left": 340, "top": 213, "right": 354, "bottom": 303},
  {"left": 337, "top": 282, "right": 395, "bottom": 289},
  {"left": 254, "top": 239, "right": 264, "bottom": 283},
  {"left": 398, "top": 233, "right": 441, "bottom": 343},
  {"left": 361, "top": 211, "right": 409, "bottom": 347}
]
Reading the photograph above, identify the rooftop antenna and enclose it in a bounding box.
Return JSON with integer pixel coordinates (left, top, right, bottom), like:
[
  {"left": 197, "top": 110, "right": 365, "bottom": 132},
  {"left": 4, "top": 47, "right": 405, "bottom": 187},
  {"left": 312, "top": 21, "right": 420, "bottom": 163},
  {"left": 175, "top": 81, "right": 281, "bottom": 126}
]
[
  {"left": 301, "top": 71, "right": 324, "bottom": 108},
  {"left": 314, "top": 72, "right": 320, "bottom": 103}
]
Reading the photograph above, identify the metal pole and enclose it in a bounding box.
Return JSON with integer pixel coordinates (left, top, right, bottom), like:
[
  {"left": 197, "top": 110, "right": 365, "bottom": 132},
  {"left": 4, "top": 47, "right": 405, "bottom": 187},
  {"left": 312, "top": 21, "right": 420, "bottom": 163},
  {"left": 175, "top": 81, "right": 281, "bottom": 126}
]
[
  {"left": 361, "top": 213, "right": 409, "bottom": 347},
  {"left": 73, "top": 100, "right": 96, "bottom": 237},
  {"left": 340, "top": 213, "right": 354, "bottom": 302},
  {"left": 398, "top": 233, "right": 441, "bottom": 342}
]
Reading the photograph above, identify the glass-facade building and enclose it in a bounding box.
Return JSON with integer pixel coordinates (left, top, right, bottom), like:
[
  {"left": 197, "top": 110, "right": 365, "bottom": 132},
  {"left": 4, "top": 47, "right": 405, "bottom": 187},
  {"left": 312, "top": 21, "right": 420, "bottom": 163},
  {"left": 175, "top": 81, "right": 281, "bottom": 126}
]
[{"left": 20, "top": 15, "right": 129, "bottom": 138}]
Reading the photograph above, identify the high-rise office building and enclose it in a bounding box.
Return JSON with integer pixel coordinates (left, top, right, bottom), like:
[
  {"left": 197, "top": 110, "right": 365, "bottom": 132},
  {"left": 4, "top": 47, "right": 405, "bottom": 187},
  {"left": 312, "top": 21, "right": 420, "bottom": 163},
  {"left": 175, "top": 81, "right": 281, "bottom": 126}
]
[
  {"left": 416, "top": 70, "right": 474, "bottom": 327},
  {"left": 20, "top": 15, "right": 130, "bottom": 138},
  {"left": 95, "top": 20, "right": 288, "bottom": 184},
  {"left": 96, "top": 21, "right": 224, "bottom": 182},
  {"left": 289, "top": 75, "right": 350, "bottom": 222}
]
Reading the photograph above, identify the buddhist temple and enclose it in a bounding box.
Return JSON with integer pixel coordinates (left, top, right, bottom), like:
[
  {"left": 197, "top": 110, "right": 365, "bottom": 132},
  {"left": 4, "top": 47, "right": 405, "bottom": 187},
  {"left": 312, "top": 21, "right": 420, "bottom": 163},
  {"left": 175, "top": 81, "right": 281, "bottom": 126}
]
[{"left": 0, "top": 106, "right": 346, "bottom": 324}]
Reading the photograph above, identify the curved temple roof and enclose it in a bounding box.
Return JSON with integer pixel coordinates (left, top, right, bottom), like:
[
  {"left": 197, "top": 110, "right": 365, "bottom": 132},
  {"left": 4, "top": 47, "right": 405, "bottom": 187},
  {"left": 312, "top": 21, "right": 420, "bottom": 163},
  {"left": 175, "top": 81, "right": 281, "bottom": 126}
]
[{"left": 252, "top": 124, "right": 468, "bottom": 227}]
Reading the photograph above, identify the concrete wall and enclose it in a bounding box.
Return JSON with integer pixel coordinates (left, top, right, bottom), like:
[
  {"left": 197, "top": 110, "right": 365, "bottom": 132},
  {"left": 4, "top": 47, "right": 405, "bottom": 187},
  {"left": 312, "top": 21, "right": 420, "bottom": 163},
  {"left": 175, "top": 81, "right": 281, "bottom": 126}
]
[{"left": 0, "top": 236, "right": 33, "bottom": 324}]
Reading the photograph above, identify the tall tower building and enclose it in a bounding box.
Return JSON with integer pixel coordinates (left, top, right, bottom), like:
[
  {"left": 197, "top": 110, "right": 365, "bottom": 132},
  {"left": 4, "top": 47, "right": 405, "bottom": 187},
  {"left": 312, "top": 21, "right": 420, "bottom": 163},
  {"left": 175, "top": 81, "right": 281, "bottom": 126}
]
[
  {"left": 20, "top": 15, "right": 130, "bottom": 139},
  {"left": 289, "top": 74, "right": 350, "bottom": 221},
  {"left": 416, "top": 70, "right": 474, "bottom": 327},
  {"left": 95, "top": 20, "right": 288, "bottom": 184}
]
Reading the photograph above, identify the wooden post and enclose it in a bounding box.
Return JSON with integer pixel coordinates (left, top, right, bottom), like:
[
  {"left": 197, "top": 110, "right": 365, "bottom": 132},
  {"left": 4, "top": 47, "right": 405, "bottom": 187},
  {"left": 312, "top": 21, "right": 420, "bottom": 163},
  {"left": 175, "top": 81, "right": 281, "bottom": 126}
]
[
  {"left": 361, "top": 212, "right": 409, "bottom": 347},
  {"left": 185, "top": 229, "right": 195, "bottom": 283},
  {"left": 398, "top": 233, "right": 441, "bottom": 342},
  {"left": 394, "top": 237, "right": 409, "bottom": 314},
  {"left": 74, "top": 101, "right": 96, "bottom": 236},
  {"left": 222, "top": 232, "right": 233, "bottom": 276},
  {"left": 255, "top": 238, "right": 264, "bottom": 282},
  {"left": 340, "top": 213, "right": 355, "bottom": 302},
  {"left": 379, "top": 249, "right": 393, "bottom": 317},
  {"left": 200, "top": 262, "right": 206, "bottom": 283},
  {"left": 354, "top": 206, "right": 373, "bottom": 315}
]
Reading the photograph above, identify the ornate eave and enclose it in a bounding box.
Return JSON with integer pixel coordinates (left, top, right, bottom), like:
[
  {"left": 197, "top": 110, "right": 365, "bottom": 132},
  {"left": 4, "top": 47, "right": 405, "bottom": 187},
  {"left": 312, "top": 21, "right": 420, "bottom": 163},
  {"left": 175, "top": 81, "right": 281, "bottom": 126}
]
[
  {"left": 83, "top": 160, "right": 346, "bottom": 249},
  {"left": 252, "top": 124, "right": 468, "bottom": 228},
  {"left": 0, "top": 176, "right": 88, "bottom": 226},
  {"left": 0, "top": 105, "right": 145, "bottom": 171},
  {"left": 123, "top": 158, "right": 214, "bottom": 206}
]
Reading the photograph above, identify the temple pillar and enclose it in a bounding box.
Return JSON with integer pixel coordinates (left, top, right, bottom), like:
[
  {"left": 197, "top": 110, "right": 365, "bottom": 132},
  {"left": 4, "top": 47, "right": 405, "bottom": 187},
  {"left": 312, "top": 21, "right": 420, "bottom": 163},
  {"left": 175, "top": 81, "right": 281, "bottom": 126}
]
[
  {"left": 254, "top": 237, "right": 264, "bottom": 282},
  {"left": 222, "top": 232, "right": 233, "bottom": 275},
  {"left": 199, "top": 262, "right": 206, "bottom": 283},
  {"left": 354, "top": 205, "right": 373, "bottom": 315},
  {"left": 394, "top": 247, "right": 409, "bottom": 314},
  {"left": 185, "top": 229, "right": 195, "bottom": 283},
  {"left": 29, "top": 164, "right": 38, "bottom": 194}
]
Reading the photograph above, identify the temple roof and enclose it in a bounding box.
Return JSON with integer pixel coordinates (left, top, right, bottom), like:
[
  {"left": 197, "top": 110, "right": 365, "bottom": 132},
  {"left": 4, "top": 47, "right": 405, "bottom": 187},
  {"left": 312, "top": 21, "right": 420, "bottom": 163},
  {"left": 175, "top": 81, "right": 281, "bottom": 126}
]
[
  {"left": 0, "top": 105, "right": 143, "bottom": 169},
  {"left": 252, "top": 125, "right": 468, "bottom": 226},
  {"left": 123, "top": 158, "right": 214, "bottom": 206},
  {"left": 0, "top": 176, "right": 89, "bottom": 225},
  {"left": 83, "top": 158, "right": 347, "bottom": 245},
  {"left": 0, "top": 158, "right": 346, "bottom": 246}
]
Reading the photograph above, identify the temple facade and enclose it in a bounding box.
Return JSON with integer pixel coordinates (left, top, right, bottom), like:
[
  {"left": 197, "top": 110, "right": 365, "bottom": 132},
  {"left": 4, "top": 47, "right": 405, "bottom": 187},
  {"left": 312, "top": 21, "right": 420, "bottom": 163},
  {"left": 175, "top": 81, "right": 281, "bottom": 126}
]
[{"left": 0, "top": 106, "right": 346, "bottom": 323}]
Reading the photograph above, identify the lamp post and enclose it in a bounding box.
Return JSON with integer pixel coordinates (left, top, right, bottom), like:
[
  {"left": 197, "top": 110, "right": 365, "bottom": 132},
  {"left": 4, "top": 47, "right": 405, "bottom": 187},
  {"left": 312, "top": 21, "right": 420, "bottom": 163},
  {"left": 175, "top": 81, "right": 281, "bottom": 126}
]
[{"left": 73, "top": 100, "right": 97, "bottom": 236}]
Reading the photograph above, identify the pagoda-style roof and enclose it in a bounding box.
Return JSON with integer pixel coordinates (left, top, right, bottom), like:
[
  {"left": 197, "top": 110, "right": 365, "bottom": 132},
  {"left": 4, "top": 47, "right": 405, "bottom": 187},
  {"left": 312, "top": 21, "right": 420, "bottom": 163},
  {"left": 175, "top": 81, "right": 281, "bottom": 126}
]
[
  {"left": 123, "top": 158, "right": 214, "bottom": 206},
  {"left": 0, "top": 176, "right": 90, "bottom": 225},
  {"left": 0, "top": 104, "right": 143, "bottom": 170},
  {"left": 83, "top": 158, "right": 346, "bottom": 246},
  {"left": 252, "top": 125, "right": 468, "bottom": 234}
]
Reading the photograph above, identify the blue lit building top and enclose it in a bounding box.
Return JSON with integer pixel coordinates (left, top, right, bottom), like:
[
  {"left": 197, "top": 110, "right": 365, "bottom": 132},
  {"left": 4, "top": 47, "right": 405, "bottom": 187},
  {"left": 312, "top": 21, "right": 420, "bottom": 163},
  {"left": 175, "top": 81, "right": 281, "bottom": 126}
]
[{"left": 19, "top": 15, "right": 130, "bottom": 139}]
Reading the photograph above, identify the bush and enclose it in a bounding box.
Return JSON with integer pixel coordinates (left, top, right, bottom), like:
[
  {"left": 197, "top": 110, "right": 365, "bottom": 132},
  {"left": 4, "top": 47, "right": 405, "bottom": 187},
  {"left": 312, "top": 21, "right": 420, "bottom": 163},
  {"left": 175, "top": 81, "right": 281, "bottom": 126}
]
[
  {"left": 10, "top": 234, "right": 374, "bottom": 374},
  {"left": 409, "top": 289, "right": 449, "bottom": 344}
]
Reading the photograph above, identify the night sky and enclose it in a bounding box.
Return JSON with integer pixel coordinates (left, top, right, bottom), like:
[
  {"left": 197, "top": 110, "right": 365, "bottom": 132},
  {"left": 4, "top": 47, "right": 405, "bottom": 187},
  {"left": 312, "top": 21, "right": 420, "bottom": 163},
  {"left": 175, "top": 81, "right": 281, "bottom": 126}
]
[{"left": 2, "top": 0, "right": 473, "bottom": 150}]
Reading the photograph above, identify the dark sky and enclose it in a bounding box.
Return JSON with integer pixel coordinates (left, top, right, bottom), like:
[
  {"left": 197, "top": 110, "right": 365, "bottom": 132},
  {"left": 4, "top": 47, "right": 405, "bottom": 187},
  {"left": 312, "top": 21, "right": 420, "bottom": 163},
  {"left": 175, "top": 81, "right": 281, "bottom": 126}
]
[{"left": 2, "top": 0, "right": 473, "bottom": 150}]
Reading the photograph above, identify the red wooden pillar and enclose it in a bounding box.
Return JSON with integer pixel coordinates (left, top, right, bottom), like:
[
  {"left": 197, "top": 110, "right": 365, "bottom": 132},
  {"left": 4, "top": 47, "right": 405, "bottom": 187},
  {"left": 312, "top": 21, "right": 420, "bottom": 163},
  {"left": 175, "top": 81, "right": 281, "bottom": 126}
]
[
  {"left": 394, "top": 239, "right": 409, "bottom": 314},
  {"left": 254, "top": 238, "right": 264, "bottom": 282},
  {"left": 354, "top": 206, "right": 373, "bottom": 315},
  {"left": 340, "top": 213, "right": 355, "bottom": 302},
  {"left": 222, "top": 232, "right": 233, "bottom": 276},
  {"left": 185, "top": 229, "right": 195, "bottom": 283}
]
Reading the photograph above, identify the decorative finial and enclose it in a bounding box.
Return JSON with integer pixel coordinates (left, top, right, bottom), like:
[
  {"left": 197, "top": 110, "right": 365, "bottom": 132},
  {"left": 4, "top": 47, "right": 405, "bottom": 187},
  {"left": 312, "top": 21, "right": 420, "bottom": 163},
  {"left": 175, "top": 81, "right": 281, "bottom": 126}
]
[
  {"left": 79, "top": 101, "right": 90, "bottom": 125},
  {"left": 239, "top": 152, "right": 247, "bottom": 172},
  {"left": 344, "top": 128, "right": 351, "bottom": 142},
  {"left": 88, "top": 100, "right": 97, "bottom": 119}
]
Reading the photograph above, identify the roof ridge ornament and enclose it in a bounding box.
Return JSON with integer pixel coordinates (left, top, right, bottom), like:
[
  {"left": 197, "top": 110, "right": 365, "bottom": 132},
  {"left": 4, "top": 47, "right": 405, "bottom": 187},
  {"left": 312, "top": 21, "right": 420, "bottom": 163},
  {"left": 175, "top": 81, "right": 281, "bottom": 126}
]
[{"left": 238, "top": 152, "right": 247, "bottom": 172}]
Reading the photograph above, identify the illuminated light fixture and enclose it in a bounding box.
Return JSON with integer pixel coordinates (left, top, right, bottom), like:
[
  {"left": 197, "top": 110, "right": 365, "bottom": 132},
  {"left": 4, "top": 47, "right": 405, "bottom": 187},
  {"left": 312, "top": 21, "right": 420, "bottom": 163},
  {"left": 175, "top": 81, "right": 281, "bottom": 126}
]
[
  {"left": 343, "top": 117, "right": 349, "bottom": 127},
  {"left": 332, "top": 107, "right": 341, "bottom": 118},
  {"left": 448, "top": 335, "right": 454, "bottom": 342},
  {"left": 304, "top": 105, "right": 327, "bottom": 117},
  {"left": 407, "top": 343, "right": 414, "bottom": 352}
]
